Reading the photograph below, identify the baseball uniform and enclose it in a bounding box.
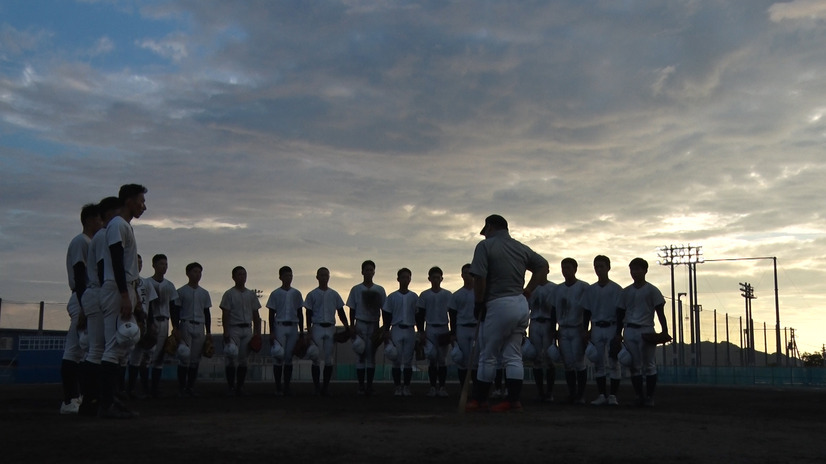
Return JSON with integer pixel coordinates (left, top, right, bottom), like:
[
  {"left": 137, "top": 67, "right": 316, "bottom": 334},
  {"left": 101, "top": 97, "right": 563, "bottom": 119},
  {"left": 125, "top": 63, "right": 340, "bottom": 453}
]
[
  {"left": 147, "top": 275, "right": 178, "bottom": 397},
  {"left": 418, "top": 288, "right": 452, "bottom": 396},
  {"left": 581, "top": 278, "right": 623, "bottom": 404},
  {"left": 448, "top": 285, "right": 479, "bottom": 384},
  {"left": 266, "top": 286, "right": 303, "bottom": 395},
  {"left": 304, "top": 286, "right": 345, "bottom": 394},
  {"left": 220, "top": 286, "right": 261, "bottom": 395},
  {"left": 175, "top": 283, "right": 212, "bottom": 396},
  {"left": 346, "top": 282, "right": 386, "bottom": 394},
  {"left": 384, "top": 289, "right": 418, "bottom": 395}
]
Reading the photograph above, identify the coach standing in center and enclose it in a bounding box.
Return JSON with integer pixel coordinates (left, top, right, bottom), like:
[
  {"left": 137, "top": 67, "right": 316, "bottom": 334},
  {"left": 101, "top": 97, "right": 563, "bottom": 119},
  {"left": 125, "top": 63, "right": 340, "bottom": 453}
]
[{"left": 467, "top": 215, "right": 549, "bottom": 412}]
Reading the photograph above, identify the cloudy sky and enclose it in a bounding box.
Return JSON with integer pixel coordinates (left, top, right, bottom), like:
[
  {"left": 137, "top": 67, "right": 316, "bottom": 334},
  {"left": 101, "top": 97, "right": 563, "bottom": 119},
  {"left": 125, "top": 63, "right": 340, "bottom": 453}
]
[{"left": 1, "top": 0, "right": 824, "bottom": 355}]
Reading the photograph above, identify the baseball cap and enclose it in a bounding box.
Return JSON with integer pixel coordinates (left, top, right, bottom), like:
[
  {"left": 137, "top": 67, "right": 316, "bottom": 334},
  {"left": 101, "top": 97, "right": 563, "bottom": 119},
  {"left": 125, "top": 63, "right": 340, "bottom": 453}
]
[{"left": 480, "top": 214, "right": 508, "bottom": 235}]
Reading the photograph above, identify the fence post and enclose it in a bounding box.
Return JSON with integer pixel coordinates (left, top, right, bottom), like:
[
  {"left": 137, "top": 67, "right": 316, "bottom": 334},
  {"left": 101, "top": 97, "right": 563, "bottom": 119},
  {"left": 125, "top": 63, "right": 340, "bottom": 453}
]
[{"left": 38, "top": 301, "right": 45, "bottom": 333}]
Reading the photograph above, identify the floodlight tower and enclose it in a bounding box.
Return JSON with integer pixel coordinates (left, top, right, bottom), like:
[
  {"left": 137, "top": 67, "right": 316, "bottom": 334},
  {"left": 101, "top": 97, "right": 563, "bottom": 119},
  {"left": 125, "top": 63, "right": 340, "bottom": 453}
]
[
  {"left": 740, "top": 282, "right": 756, "bottom": 365},
  {"left": 658, "top": 244, "right": 704, "bottom": 366}
]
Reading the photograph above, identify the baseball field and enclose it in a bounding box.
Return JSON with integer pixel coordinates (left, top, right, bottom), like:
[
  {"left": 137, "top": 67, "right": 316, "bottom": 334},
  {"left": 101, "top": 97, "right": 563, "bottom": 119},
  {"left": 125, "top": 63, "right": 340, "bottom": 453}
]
[{"left": 1, "top": 381, "right": 822, "bottom": 464}]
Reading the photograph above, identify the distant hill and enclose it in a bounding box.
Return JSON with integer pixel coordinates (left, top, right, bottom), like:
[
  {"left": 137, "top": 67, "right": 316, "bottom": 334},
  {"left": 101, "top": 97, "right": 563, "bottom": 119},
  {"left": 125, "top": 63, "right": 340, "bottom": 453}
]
[{"left": 655, "top": 341, "right": 802, "bottom": 367}]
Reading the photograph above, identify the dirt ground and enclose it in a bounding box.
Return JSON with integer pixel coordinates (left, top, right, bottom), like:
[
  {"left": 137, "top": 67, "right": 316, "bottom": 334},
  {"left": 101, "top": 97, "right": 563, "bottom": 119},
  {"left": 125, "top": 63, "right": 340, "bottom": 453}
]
[{"left": 1, "top": 380, "right": 823, "bottom": 464}]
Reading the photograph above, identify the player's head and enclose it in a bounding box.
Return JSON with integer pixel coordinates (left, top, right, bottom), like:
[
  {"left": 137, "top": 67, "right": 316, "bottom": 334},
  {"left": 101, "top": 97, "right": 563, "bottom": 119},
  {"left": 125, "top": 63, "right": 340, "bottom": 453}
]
[
  {"left": 561, "top": 257, "right": 578, "bottom": 281},
  {"left": 480, "top": 214, "right": 508, "bottom": 237},
  {"left": 185, "top": 262, "right": 203, "bottom": 284},
  {"left": 460, "top": 263, "right": 473, "bottom": 286},
  {"left": 97, "top": 196, "right": 121, "bottom": 223},
  {"left": 152, "top": 254, "right": 168, "bottom": 276},
  {"left": 593, "top": 255, "right": 611, "bottom": 279},
  {"left": 629, "top": 257, "right": 648, "bottom": 283},
  {"left": 316, "top": 267, "right": 330, "bottom": 287},
  {"left": 361, "top": 260, "right": 376, "bottom": 282},
  {"left": 279, "top": 266, "right": 293, "bottom": 287},
  {"left": 428, "top": 266, "right": 443, "bottom": 288},
  {"left": 80, "top": 203, "right": 102, "bottom": 231},
  {"left": 118, "top": 184, "right": 147, "bottom": 219},
  {"left": 397, "top": 268, "right": 412, "bottom": 289},
  {"left": 232, "top": 266, "right": 247, "bottom": 287}
]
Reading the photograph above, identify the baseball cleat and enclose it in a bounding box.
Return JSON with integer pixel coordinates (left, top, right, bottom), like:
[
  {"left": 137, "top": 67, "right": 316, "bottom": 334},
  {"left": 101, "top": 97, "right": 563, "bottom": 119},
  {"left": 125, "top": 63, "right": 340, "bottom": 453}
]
[
  {"left": 394, "top": 386, "right": 403, "bottom": 396},
  {"left": 402, "top": 386, "right": 412, "bottom": 397},
  {"left": 465, "top": 399, "right": 489, "bottom": 412},
  {"left": 437, "top": 387, "right": 449, "bottom": 397},
  {"left": 591, "top": 394, "right": 607, "bottom": 406},
  {"left": 426, "top": 386, "right": 437, "bottom": 397},
  {"left": 607, "top": 395, "right": 619, "bottom": 406},
  {"left": 490, "top": 389, "right": 502, "bottom": 399},
  {"left": 59, "top": 398, "right": 81, "bottom": 415},
  {"left": 490, "top": 401, "right": 523, "bottom": 413},
  {"left": 644, "top": 396, "right": 655, "bottom": 407}
]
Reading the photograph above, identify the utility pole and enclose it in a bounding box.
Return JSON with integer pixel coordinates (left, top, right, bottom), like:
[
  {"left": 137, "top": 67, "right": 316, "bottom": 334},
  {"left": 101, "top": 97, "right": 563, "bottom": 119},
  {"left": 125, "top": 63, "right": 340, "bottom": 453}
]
[{"left": 739, "top": 282, "right": 755, "bottom": 365}]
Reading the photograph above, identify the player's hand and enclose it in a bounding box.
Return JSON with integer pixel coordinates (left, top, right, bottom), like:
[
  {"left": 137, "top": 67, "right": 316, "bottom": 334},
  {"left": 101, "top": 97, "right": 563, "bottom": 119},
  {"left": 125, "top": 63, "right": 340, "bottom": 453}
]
[
  {"left": 223, "top": 334, "right": 230, "bottom": 344},
  {"left": 120, "top": 294, "right": 133, "bottom": 319},
  {"left": 474, "top": 302, "right": 487, "bottom": 322},
  {"left": 133, "top": 307, "right": 146, "bottom": 323}
]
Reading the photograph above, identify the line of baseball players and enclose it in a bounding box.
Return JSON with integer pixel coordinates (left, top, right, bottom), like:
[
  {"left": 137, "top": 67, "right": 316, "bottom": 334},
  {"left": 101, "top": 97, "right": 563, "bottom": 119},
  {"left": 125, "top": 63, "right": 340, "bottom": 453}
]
[{"left": 62, "top": 197, "right": 669, "bottom": 417}]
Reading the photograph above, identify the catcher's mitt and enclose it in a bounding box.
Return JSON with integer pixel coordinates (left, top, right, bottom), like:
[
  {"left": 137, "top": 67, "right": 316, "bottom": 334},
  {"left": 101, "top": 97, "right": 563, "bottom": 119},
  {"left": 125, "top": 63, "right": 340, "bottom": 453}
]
[
  {"left": 642, "top": 332, "right": 673, "bottom": 345},
  {"left": 163, "top": 332, "right": 178, "bottom": 356},
  {"left": 293, "top": 334, "right": 309, "bottom": 358},
  {"left": 202, "top": 335, "right": 215, "bottom": 358},
  {"left": 248, "top": 334, "right": 263, "bottom": 353},
  {"left": 437, "top": 332, "right": 452, "bottom": 346},
  {"left": 608, "top": 337, "right": 622, "bottom": 360},
  {"left": 334, "top": 329, "right": 351, "bottom": 344}
]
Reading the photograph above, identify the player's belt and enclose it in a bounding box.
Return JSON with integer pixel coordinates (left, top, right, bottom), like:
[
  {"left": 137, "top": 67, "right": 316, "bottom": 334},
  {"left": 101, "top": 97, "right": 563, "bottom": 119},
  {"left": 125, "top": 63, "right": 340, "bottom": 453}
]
[
  {"left": 234, "top": 323, "right": 249, "bottom": 328},
  {"left": 560, "top": 324, "right": 582, "bottom": 328},
  {"left": 356, "top": 319, "right": 378, "bottom": 324},
  {"left": 277, "top": 321, "right": 294, "bottom": 326},
  {"left": 184, "top": 320, "right": 202, "bottom": 325},
  {"left": 155, "top": 316, "right": 169, "bottom": 322},
  {"left": 428, "top": 323, "right": 447, "bottom": 327},
  {"left": 460, "top": 323, "right": 477, "bottom": 327},
  {"left": 533, "top": 317, "right": 551, "bottom": 323},
  {"left": 318, "top": 322, "right": 333, "bottom": 328},
  {"left": 395, "top": 324, "right": 414, "bottom": 329},
  {"left": 625, "top": 323, "right": 645, "bottom": 329},
  {"left": 593, "top": 321, "right": 615, "bottom": 328}
]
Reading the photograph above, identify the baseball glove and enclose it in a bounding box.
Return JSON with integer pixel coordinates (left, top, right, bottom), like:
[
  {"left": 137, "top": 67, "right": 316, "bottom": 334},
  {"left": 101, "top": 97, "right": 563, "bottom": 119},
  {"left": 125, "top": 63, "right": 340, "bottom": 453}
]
[
  {"left": 163, "top": 332, "right": 178, "bottom": 356},
  {"left": 437, "top": 332, "right": 453, "bottom": 346},
  {"left": 293, "top": 334, "right": 309, "bottom": 358},
  {"left": 371, "top": 327, "right": 386, "bottom": 350},
  {"left": 202, "top": 335, "right": 215, "bottom": 358},
  {"left": 248, "top": 334, "right": 263, "bottom": 353},
  {"left": 137, "top": 331, "right": 157, "bottom": 350},
  {"left": 642, "top": 332, "right": 673, "bottom": 345},
  {"left": 334, "top": 328, "right": 351, "bottom": 343}
]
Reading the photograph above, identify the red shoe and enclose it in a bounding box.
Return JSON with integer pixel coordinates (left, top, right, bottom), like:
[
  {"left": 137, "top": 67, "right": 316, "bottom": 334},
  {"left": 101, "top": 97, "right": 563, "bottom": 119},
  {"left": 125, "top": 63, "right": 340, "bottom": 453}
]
[
  {"left": 465, "top": 399, "right": 489, "bottom": 412},
  {"left": 490, "top": 401, "right": 524, "bottom": 413}
]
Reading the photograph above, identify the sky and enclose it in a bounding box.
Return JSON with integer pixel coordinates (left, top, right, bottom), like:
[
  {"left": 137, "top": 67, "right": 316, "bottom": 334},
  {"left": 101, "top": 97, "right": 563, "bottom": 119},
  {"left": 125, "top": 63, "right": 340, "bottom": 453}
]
[{"left": 1, "top": 0, "right": 825, "bottom": 356}]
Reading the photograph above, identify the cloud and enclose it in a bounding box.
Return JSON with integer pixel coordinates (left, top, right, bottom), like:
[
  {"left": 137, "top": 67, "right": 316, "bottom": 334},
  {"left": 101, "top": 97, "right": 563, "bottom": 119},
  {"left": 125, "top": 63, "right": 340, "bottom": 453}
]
[
  {"left": 769, "top": 0, "right": 826, "bottom": 21},
  {"left": 137, "top": 35, "right": 188, "bottom": 62}
]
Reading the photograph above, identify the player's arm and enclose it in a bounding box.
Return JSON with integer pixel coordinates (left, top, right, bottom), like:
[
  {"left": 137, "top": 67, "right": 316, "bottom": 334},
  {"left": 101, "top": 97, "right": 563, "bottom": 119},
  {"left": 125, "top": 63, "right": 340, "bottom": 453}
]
[
  {"left": 336, "top": 306, "right": 349, "bottom": 331},
  {"left": 220, "top": 305, "right": 230, "bottom": 342},
  {"left": 549, "top": 305, "right": 558, "bottom": 340},
  {"left": 615, "top": 307, "right": 626, "bottom": 339},
  {"left": 204, "top": 307, "right": 211, "bottom": 334},
  {"left": 583, "top": 309, "right": 592, "bottom": 331},
  {"left": 109, "top": 242, "right": 132, "bottom": 318},
  {"left": 170, "top": 301, "right": 181, "bottom": 331},
  {"left": 73, "top": 262, "right": 87, "bottom": 308},
  {"left": 448, "top": 308, "right": 457, "bottom": 334},
  {"left": 415, "top": 307, "right": 425, "bottom": 340},
  {"left": 524, "top": 259, "right": 550, "bottom": 297},
  {"left": 305, "top": 307, "right": 313, "bottom": 334},
  {"left": 252, "top": 306, "right": 262, "bottom": 336},
  {"left": 268, "top": 307, "right": 276, "bottom": 344},
  {"left": 654, "top": 303, "right": 668, "bottom": 335},
  {"left": 296, "top": 304, "right": 304, "bottom": 334},
  {"left": 472, "top": 274, "right": 487, "bottom": 321}
]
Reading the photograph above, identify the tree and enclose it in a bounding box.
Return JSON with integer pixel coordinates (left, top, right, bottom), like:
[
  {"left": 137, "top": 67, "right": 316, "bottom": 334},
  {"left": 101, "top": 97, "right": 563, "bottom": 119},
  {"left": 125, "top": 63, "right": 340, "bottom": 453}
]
[{"left": 800, "top": 352, "right": 824, "bottom": 367}]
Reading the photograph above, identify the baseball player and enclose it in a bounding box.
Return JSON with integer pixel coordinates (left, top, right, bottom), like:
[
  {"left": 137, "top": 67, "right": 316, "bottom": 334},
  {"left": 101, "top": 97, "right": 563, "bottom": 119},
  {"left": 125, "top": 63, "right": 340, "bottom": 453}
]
[
  {"left": 147, "top": 253, "right": 178, "bottom": 398},
  {"left": 304, "top": 267, "right": 350, "bottom": 396},
  {"left": 467, "top": 215, "right": 549, "bottom": 412},
  {"left": 266, "top": 266, "right": 304, "bottom": 396},
  {"left": 417, "top": 266, "right": 453, "bottom": 397},
  {"left": 98, "top": 184, "right": 147, "bottom": 419},
  {"left": 448, "top": 264, "right": 478, "bottom": 390},
  {"left": 616, "top": 257, "right": 669, "bottom": 407},
  {"left": 551, "top": 257, "right": 590, "bottom": 404},
  {"left": 126, "top": 254, "right": 158, "bottom": 400},
  {"left": 528, "top": 276, "right": 557, "bottom": 402},
  {"left": 60, "top": 202, "right": 102, "bottom": 415},
  {"left": 581, "top": 255, "right": 623, "bottom": 406},
  {"left": 77, "top": 196, "right": 120, "bottom": 416},
  {"left": 220, "top": 266, "right": 262, "bottom": 397},
  {"left": 382, "top": 268, "right": 418, "bottom": 396},
  {"left": 346, "top": 260, "right": 387, "bottom": 396},
  {"left": 171, "top": 262, "right": 212, "bottom": 398}
]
